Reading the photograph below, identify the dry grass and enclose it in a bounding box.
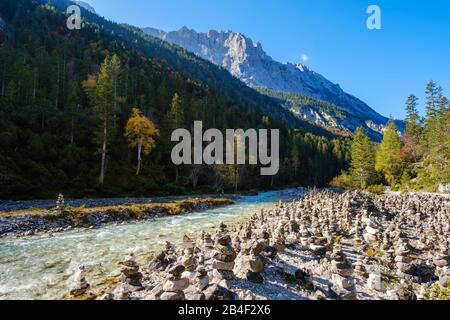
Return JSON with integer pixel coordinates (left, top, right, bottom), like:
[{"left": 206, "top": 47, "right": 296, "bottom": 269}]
[{"left": 0, "top": 198, "right": 234, "bottom": 225}]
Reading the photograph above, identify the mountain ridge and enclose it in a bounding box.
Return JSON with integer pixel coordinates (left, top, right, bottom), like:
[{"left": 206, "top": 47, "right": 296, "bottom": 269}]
[{"left": 143, "top": 26, "right": 404, "bottom": 139}]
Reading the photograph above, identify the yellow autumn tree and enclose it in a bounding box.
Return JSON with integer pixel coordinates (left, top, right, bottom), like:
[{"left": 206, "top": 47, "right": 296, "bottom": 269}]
[{"left": 125, "top": 108, "right": 160, "bottom": 175}]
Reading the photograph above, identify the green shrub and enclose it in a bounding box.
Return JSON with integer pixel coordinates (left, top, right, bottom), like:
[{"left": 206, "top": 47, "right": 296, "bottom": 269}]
[
  {"left": 330, "top": 172, "right": 355, "bottom": 190},
  {"left": 367, "top": 184, "right": 385, "bottom": 195}
]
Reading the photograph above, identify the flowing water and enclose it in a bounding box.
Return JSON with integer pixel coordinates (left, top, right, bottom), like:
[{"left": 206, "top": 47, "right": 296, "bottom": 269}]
[{"left": 0, "top": 189, "right": 300, "bottom": 300}]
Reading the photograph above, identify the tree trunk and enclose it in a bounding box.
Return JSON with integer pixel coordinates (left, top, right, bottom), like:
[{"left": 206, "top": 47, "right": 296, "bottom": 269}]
[
  {"left": 99, "top": 119, "right": 107, "bottom": 185},
  {"left": 32, "top": 70, "right": 37, "bottom": 103},
  {"left": 1, "top": 62, "right": 5, "bottom": 97},
  {"left": 55, "top": 59, "right": 60, "bottom": 108},
  {"left": 234, "top": 165, "right": 238, "bottom": 194},
  {"left": 70, "top": 113, "right": 74, "bottom": 145},
  {"left": 136, "top": 137, "right": 142, "bottom": 176}
]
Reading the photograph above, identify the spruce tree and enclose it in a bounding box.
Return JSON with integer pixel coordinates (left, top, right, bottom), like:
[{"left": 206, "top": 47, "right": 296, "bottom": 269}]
[
  {"left": 405, "top": 94, "right": 421, "bottom": 138},
  {"left": 167, "top": 93, "right": 185, "bottom": 183},
  {"left": 350, "top": 127, "right": 376, "bottom": 189},
  {"left": 83, "top": 56, "right": 117, "bottom": 185},
  {"left": 375, "top": 120, "right": 403, "bottom": 187},
  {"left": 402, "top": 94, "right": 422, "bottom": 163}
]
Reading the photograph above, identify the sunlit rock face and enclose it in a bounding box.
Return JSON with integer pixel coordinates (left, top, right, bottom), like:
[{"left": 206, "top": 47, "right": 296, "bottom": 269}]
[
  {"left": 143, "top": 26, "right": 403, "bottom": 139},
  {"left": 74, "top": 1, "right": 96, "bottom": 13}
]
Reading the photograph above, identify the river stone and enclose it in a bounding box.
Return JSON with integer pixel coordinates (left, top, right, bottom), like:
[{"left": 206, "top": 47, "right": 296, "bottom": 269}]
[
  {"left": 212, "top": 260, "right": 235, "bottom": 271},
  {"left": 204, "top": 284, "right": 237, "bottom": 300},
  {"left": 332, "top": 274, "right": 355, "bottom": 290},
  {"left": 365, "top": 226, "right": 378, "bottom": 235},
  {"left": 217, "top": 235, "right": 232, "bottom": 245},
  {"left": 185, "top": 292, "right": 206, "bottom": 300},
  {"left": 213, "top": 252, "right": 237, "bottom": 262},
  {"left": 145, "top": 284, "right": 164, "bottom": 300},
  {"left": 395, "top": 255, "right": 412, "bottom": 263},
  {"left": 310, "top": 245, "right": 327, "bottom": 257},
  {"left": 163, "top": 278, "right": 189, "bottom": 292},
  {"left": 261, "top": 246, "right": 278, "bottom": 259},
  {"left": 160, "top": 291, "right": 185, "bottom": 301},
  {"left": 246, "top": 272, "right": 264, "bottom": 284},
  {"left": 168, "top": 264, "right": 186, "bottom": 277}
]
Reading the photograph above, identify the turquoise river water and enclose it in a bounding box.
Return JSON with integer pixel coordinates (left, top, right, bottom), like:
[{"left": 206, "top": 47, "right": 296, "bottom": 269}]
[{"left": 0, "top": 189, "right": 299, "bottom": 300}]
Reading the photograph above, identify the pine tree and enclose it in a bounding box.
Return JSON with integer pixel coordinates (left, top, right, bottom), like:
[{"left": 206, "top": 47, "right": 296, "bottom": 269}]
[
  {"left": 350, "top": 127, "right": 376, "bottom": 189},
  {"left": 125, "top": 108, "right": 159, "bottom": 175},
  {"left": 375, "top": 120, "right": 403, "bottom": 187}
]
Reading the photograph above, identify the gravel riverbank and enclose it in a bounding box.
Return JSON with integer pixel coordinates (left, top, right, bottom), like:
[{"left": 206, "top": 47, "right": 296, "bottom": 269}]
[
  {"left": 0, "top": 198, "right": 235, "bottom": 238},
  {"left": 65, "top": 190, "right": 450, "bottom": 301}
]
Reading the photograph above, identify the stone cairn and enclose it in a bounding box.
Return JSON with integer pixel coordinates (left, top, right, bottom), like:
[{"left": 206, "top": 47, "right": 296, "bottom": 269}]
[
  {"left": 119, "top": 252, "right": 143, "bottom": 288},
  {"left": 238, "top": 239, "right": 266, "bottom": 284},
  {"left": 329, "top": 245, "right": 357, "bottom": 300},
  {"left": 367, "top": 265, "right": 386, "bottom": 293},
  {"left": 181, "top": 235, "right": 198, "bottom": 284},
  {"left": 69, "top": 265, "right": 90, "bottom": 298},
  {"left": 195, "top": 266, "right": 210, "bottom": 291},
  {"left": 161, "top": 264, "right": 189, "bottom": 300},
  {"left": 394, "top": 240, "right": 414, "bottom": 281},
  {"left": 212, "top": 222, "right": 237, "bottom": 286},
  {"left": 56, "top": 193, "right": 65, "bottom": 211}
]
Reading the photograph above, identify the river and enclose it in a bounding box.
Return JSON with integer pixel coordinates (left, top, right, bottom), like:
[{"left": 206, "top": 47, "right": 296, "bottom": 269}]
[{"left": 0, "top": 189, "right": 300, "bottom": 300}]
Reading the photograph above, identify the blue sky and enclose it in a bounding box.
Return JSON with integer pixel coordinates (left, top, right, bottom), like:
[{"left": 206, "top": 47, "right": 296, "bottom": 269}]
[{"left": 86, "top": 0, "right": 450, "bottom": 119}]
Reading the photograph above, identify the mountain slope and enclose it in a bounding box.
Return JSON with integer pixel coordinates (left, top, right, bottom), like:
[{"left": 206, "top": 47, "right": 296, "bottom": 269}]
[
  {"left": 0, "top": 0, "right": 350, "bottom": 199},
  {"left": 74, "top": 1, "right": 95, "bottom": 13},
  {"left": 143, "top": 27, "right": 404, "bottom": 139}
]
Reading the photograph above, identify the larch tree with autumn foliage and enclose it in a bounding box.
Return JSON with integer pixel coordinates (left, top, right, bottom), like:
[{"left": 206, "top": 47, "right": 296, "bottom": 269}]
[{"left": 125, "top": 108, "right": 160, "bottom": 175}]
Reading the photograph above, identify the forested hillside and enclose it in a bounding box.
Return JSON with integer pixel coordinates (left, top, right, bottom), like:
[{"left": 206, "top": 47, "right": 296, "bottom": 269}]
[
  {"left": 332, "top": 80, "right": 449, "bottom": 193},
  {"left": 0, "top": 0, "right": 350, "bottom": 199}
]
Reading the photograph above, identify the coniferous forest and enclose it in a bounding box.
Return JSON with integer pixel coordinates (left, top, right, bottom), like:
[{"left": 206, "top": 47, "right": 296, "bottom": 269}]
[
  {"left": 0, "top": 0, "right": 350, "bottom": 199},
  {"left": 332, "top": 80, "right": 449, "bottom": 193}
]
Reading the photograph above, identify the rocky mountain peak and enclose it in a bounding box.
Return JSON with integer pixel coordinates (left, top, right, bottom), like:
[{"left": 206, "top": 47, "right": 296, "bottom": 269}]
[
  {"left": 75, "top": 1, "right": 96, "bottom": 13},
  {"left": 143, "top": 26, "right": 401, "bottom": 138}
]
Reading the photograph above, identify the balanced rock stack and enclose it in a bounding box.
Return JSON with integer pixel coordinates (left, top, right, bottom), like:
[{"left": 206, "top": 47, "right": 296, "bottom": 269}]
[
  {"left": 367, "top": 266, "right": 386, "bottom": 292},
  {"left": 271, "top": 224, "right": 286, "bottom": 253},
  {"left": 56, "top": 193, "right": 65, "bottom": 211},
  {"left": 433, "top": 247, "right": 449, "bottom": 268},
  {"left": 212, "top": 223, "right": 237, "bottom": 285},
  {"left": 353, "top": 255, "right": 367, "bottom": 277},
  {"left": 161, "top": 264, "right": 189, "bottom": 300},
  {"left": 181, "top": 235, "right": 198, "bottom": 284},
  {"left": 329, "top": 246, "right": 357, "bottom": 300},
  {"left": 237, "top": 240, "right": 266, "bottom": 284},
  {"left": 363, "top": 218, "right": 380, "bottom": 244},
  {"left": 202, "top": 231, "right": 214, "bottom": 250},
  {"left": 149, "top": 251, "right": 174, "bottom": 272},
  {"left": 433, "top": 247, "right": 450, "bottom": 287},
  {"left": 69, "top": 265, "right": 90, "bottom": 298},
  {"left": 394, "top": 242, "right": 414, "bottom": 280},
  {"left": 119, "top": 253, "right": 143, "bottom": 288},
  {"left": 195, "top": 266, "right": 210, "bottom": 291}
]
